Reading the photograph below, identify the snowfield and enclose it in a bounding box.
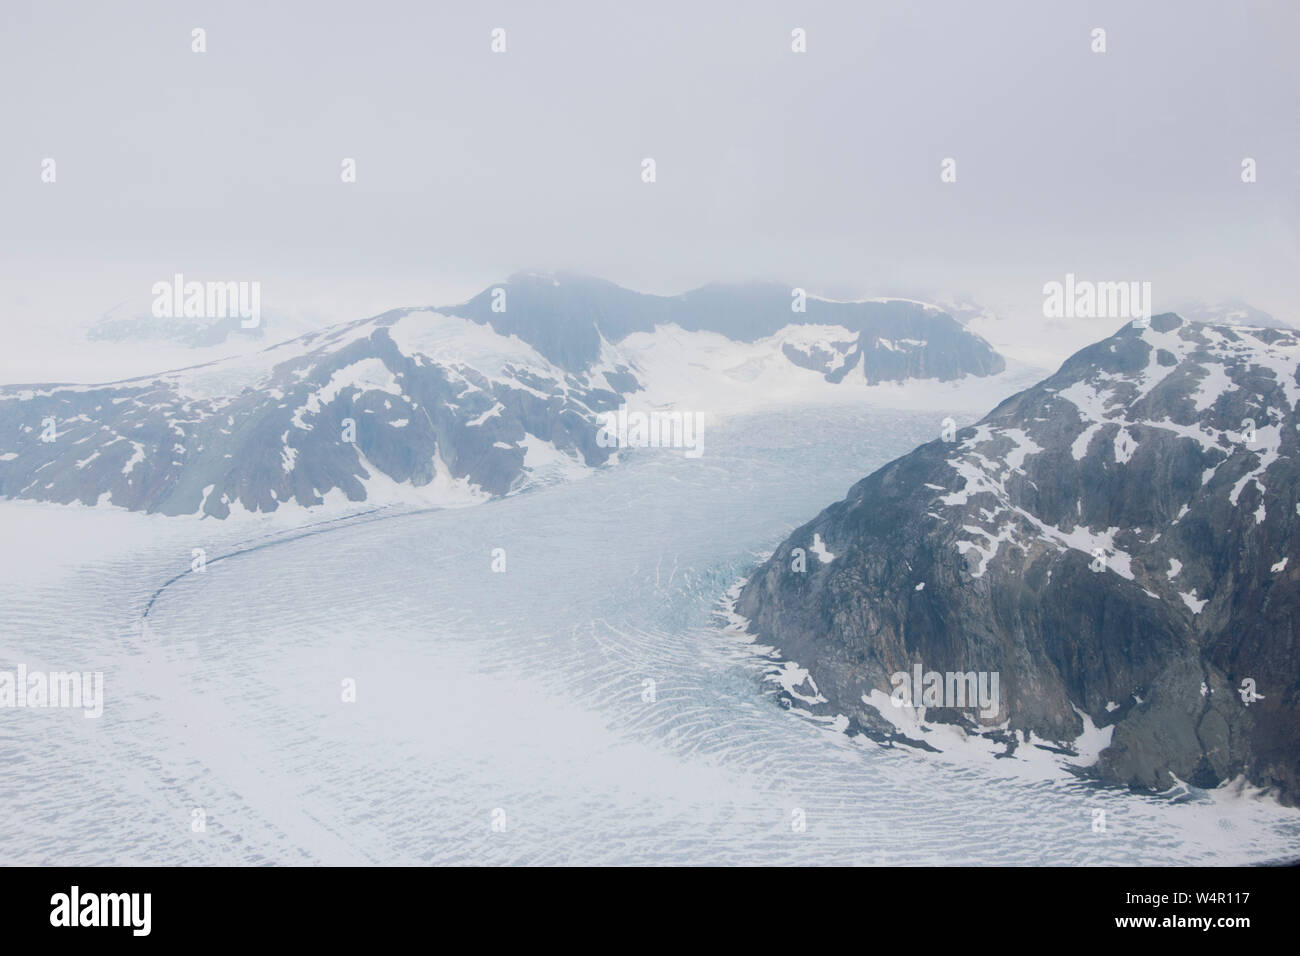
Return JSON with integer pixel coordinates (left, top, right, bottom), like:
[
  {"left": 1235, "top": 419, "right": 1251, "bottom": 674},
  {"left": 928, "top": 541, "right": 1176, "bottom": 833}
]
[{"left": 2, "top": 407, "right": 1297, "bottom": 865}]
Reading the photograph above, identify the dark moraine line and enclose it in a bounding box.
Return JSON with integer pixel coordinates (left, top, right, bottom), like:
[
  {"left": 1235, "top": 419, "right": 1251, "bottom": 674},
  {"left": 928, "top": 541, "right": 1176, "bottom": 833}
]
[
  {"left": 141, "top": 506, "right": 393, "bottom": 619},
  {"left": 140, "top": 471, "right": 594, "bottom": 619}
]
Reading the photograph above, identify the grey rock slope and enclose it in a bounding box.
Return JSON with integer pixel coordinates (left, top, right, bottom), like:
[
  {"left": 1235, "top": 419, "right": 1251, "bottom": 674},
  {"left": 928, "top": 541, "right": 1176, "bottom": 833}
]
[
  {"left": 737, "top": 313, "right": 1300, "bottom": 803},
  {"left": 0, "top": 275, "right": 1005, "bottom": 517},
  {"left": 0, "top": 308, "right": 622, "bottom": 516}
]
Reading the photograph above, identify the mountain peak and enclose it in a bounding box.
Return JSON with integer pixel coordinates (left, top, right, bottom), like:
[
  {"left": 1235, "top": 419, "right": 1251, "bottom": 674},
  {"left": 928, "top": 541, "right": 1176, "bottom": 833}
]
[{"left": 737, "top": 307, "right": 1300, "bottom": 802}]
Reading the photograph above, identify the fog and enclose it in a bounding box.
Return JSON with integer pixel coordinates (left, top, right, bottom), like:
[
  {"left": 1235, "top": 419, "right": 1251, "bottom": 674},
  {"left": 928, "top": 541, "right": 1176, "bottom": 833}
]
[{"left": 1, "top": 0, "right": 1295, "bottom": 359}]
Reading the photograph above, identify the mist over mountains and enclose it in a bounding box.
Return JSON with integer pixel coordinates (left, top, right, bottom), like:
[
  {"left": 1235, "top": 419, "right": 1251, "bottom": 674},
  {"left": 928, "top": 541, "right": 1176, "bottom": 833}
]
[
  {"left": 8, "top": 269, "right": 1298, "bottom": 805},
  {"left": 0, "top": 274, "right": 1004, "bottom": 517}
]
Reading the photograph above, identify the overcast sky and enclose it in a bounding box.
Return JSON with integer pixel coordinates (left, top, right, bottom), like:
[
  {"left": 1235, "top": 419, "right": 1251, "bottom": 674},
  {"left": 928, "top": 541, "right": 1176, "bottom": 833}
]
[{"left": 1, "top": 0, "right": 1296, "bottom": 349}]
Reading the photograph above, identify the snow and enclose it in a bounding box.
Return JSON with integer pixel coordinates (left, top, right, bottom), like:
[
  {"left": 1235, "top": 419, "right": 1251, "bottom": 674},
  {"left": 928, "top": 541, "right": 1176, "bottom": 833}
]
[
  {"left": 1057, "top": 378, "right": 1116, "bottom": 423},
  {"left": 387, "top": 310, "right": 568, "bottom": 389},
  {"left": 774, "top": 324, "right": 856, "bottom": 372},
  {"left": 810, "top": 532, "right": 835, "bottom": 564},
  {"left": 279, "top": 432, "right": 297, "bottom": 473},
  {"left": 518, "top": 434, "right": 592, "bottom": 486},
  {"left": 1228, "top": 421, "right": 1282, "bottom": 510},
  {"left": 120, "top": 441, "right": 146, "bottom": 475},
  {"left": 1271, "top": 557, "right": 1288, "bottom": 573},
  {"left": 163, "top": 321, "right": 381, "bottom": 403},
  {"left": 1046, "top": 325, "right": 1300, "bottom": 536},
  {"left": 466, "top": 403, "right": 504, "bottom": 427},
  {"left": 1243, "top": 333, "right": 1300, "bottom": 412},
  {"left": 1113, "top": 426, "right": 1138, "bottom": 464},
  {"left": 222, "top": 440, "right": 491, "bottom": 518},
  {"left": 1191, "top": 361, "right": 1237, "bottom": 411},
  {"left": 1, "top": 301, "right": 1045, "bottom": 533},
  {"left": 1000, "top": 427, "right": 1043, "bottom": 471},
  {"left": 939, "top": 424, "right": 1133, "bottom": 578},
  {"left": 1180, "top": 590, "right": 1208, "bottom": 614},
  {"left": 770, "top": 661, "right": 828, "bottom": 706},
  {"left": 316, "top": 357, "right": 403, "bottom": 407},
  {"left": 1129, "top": 326, "right": 1186, "bottom": 401},
  {"left": 610, "top": 322, "right": 1043, "bottom": 416},
  {"left": 4, "top": 405, "right": 1299, "bottom": 867},
  {"left": 1071, "top": 422, "right": 1104, "bottom": 461},
  {"left": 1038, "top": 522, "right": 1134, "bottom": 580},
  {"left": 955, "top": 522, "right": 1018, "bottom": 578},
  {"left": 290, "top": 356, "right": 405, "bottom": 430},
  {"left": 0, "top": 497, "right": 189, "bottom": 585}
]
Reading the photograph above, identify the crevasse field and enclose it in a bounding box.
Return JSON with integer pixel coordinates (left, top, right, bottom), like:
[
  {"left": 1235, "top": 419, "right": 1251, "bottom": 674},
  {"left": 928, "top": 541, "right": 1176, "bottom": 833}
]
[{"left": 3, "top": 407, "right": 1298, "bottom": 865}]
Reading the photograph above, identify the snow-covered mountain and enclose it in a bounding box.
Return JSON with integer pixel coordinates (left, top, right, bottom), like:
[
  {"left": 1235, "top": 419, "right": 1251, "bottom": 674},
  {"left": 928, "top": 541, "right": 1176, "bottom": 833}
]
[
  {"left": 0, "top": 274, "right": 1006, "bottom": 518},
  {"left": 737, "top": 313, "right": 1300, "bottom": 803},
  {"left": 0, "top": 308, "right": 619, "bottom": 517},
  {"left": 449, "top": 273, "right": 1005, "bottom": 384}
]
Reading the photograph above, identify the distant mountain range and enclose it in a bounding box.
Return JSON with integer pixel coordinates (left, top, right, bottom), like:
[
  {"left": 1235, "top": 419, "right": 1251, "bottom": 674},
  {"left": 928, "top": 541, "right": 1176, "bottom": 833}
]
[
  {"left": 86, "top": 298, "right": 325, "bottom": 349},
  {"left": 1168, "top": 298, "right": 1294, "bottom": 331},
  {"left": 448, "top": 273, "right": 1005, "bottom": 382},
  {"left": 0, "top": 274, "right": 1004, "bottom": 517},
  {"left": 737, "top": 312, "right": 1300, "bottom": 803}
]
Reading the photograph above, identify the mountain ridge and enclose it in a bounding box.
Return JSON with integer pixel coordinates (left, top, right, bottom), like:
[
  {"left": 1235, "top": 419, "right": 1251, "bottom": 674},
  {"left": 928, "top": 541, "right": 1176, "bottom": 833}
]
[
  {"left": 736, "top": 312, "right": 1300, "bottom": 803},
  {"left": 0, "top": 276, "right": 1006, "bottom": 517}
]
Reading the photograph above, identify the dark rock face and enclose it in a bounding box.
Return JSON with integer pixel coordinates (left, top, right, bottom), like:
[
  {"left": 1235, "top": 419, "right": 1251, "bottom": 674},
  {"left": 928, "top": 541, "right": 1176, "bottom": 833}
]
[
  {"left": 737, "top": 314, "right": 1300, "bottom": 803},
  {"left": 0, "top": 309, "right": 619, "bottom": 516},
  {"left": 0, "top": 275, "right": 1005, "bottom": 517}
]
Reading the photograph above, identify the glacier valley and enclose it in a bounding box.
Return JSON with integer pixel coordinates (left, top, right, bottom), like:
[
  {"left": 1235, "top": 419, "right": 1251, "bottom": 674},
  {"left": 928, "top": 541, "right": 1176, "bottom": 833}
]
[{"left": 2, "top": 406, "right": 1298, "bottom": 865}]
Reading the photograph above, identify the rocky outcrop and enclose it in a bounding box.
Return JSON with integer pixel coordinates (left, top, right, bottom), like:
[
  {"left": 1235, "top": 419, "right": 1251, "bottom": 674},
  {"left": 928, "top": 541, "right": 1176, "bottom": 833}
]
[{"left": 737, "top": 313, "right": 1300, "bottom": 803}]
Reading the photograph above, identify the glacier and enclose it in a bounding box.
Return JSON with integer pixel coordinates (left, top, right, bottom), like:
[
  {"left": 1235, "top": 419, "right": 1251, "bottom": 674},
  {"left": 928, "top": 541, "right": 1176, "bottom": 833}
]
[{"left": 1, "top": 406, "right": 1298, "bottom": 865}]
